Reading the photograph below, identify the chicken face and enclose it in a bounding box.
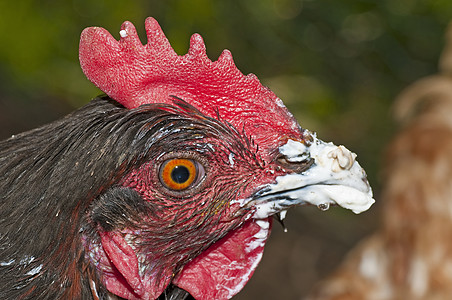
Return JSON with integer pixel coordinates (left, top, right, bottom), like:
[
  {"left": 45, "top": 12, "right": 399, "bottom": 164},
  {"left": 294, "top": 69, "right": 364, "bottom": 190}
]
[
  {"left": 81, "top": 100, "right": 373, "bottom": 300},
  {"left": 79, "top": 18, "right": 374, "bottom": 299}
]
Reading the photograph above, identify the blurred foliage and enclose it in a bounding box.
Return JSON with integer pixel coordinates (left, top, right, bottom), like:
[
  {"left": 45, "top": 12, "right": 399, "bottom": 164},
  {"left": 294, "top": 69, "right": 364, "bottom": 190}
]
[{"left": 0, "top": 1, "right": 451, "bottom": 298}]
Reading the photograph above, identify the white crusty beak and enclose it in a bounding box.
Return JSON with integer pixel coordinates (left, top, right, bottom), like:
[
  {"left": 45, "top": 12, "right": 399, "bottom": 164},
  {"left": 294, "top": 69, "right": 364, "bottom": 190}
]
[{"left": 251, "top": 132, "right": 375, "bottom": 219}]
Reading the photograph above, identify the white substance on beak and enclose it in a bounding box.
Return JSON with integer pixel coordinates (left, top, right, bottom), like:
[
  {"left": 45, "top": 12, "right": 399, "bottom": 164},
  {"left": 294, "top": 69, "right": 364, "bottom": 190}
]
[
  {"left": 254, "top": 202, "right": 279, "bottom": 219},
  {"left": 279, "top": 210, "right": 288, "bottom": 220},
  {"left": 245, "top": 220, "right": 269, "bottom": 252},
  {"left": 328, "top": 145, "right": 357, "bottom": 172},
  {"left": 252, "top": 135, "right": 375, "bottom": 217},
  {"left": 119, "top": 29, "right": 128, "bottom": 38},
  {"left": 255, "top": 219, "right": 270, "bottom": 230}
]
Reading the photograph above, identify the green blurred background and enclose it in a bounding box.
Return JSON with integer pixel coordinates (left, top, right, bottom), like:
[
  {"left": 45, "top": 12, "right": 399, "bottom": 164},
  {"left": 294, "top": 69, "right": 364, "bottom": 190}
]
[{"left": 0, "top": 0, "right": 450, "bottom": 299}]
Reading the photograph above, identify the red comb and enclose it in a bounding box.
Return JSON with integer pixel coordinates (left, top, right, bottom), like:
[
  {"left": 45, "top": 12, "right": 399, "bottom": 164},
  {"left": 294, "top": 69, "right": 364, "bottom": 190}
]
[{"left": 79, "top": 17, "right": 301, "bottom": 150}]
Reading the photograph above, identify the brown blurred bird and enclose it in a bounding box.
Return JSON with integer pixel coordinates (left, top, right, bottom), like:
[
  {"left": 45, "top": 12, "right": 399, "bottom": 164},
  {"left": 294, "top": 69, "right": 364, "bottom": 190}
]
[{"left": 307, "top": 23, "right": 452, "bottom": 300}]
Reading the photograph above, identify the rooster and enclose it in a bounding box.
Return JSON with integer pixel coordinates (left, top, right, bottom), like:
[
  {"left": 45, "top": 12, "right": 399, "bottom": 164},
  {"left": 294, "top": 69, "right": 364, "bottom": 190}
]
[
  {"left": 307, "top": 22, "right": 452, "bottom": 300},
  {"left": 0, "top": 18, "right": 374, "bottom": 300}
]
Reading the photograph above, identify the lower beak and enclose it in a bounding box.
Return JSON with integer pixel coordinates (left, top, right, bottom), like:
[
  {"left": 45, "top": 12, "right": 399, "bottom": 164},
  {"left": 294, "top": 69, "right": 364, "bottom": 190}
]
[{"left": 249, "top": 134, "right": 375, "bottom": 219}]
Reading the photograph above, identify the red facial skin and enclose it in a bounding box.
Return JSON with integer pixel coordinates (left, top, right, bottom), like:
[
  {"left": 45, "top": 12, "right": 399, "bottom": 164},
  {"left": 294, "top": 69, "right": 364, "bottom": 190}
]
[
  {"left": 80, "top": 18, "right": 305, "bottom": 299},
  {"left": 87, "top": 134, "right": 295, "bottom": 299}
]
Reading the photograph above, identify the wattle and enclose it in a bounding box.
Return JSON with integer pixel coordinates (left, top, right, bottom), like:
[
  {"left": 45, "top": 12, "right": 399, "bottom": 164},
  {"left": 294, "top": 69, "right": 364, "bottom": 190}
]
[{"left": 172, "top": 218, "right": 272, "bottom": 299}]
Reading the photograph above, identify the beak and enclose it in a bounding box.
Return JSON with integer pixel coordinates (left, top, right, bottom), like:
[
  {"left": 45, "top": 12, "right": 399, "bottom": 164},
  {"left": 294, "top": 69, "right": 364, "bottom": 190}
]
[{"left": 249, "top": 132, "right": 375, "bottom": 219}]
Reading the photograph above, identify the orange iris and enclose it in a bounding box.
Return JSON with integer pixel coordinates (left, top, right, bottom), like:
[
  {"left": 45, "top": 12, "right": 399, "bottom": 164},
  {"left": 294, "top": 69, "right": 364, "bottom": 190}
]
[{"left": 160, "top": 158, "right": 197, "bottom": 190}]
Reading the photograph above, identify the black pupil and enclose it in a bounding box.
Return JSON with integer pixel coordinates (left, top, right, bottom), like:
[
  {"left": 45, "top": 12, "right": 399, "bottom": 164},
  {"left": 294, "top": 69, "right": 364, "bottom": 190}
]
[{"left": 171, "top": 165, "right": 190, "bottom": 184}]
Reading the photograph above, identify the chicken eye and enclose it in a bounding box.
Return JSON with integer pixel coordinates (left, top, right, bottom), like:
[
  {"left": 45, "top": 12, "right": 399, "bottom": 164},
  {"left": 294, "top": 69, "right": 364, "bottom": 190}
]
[{"left": 159, "top": 158, "right": 204, "bottom": 191}]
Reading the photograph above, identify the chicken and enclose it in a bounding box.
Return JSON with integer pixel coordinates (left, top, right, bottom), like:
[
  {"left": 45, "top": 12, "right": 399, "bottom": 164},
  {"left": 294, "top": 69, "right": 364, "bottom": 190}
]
[
  {"left": 307, "top": 22, "right": 452, "bottom": 300},
  {"left": 0, "top": 18, "right": 374, "bottom": 300}
]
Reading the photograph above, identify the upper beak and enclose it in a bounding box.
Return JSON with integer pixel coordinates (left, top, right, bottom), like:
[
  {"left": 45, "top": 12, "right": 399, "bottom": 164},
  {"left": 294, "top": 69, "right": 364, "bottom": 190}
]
[{"left": 249, "top": 132, "right": 375, "bottom": 219}]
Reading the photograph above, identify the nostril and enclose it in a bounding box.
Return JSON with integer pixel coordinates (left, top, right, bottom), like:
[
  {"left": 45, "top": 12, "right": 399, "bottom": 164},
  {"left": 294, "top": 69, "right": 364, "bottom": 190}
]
[
  {"left": 275, "top": 155, "right": 314, "bottom": 173},
  {"left": 277, "top": 138, "right": 315, "bottom": 173}
]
